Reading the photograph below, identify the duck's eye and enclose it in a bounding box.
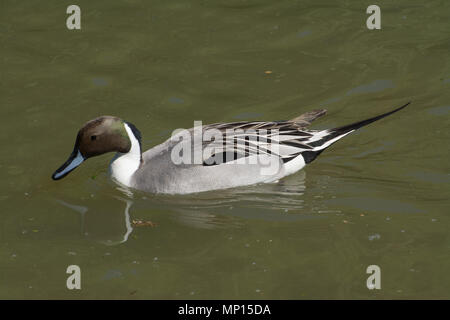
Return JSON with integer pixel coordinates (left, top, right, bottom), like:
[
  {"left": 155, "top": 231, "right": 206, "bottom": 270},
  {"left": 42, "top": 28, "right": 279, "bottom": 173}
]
[{"left": 91, "top": 135, "right": 97, "bottom": 141}]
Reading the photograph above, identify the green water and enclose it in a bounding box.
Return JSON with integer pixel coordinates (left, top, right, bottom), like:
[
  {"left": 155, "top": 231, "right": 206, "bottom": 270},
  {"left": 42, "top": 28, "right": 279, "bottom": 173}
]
[{"left": 1, "top": 0, "right": 449, "bottom": 299}]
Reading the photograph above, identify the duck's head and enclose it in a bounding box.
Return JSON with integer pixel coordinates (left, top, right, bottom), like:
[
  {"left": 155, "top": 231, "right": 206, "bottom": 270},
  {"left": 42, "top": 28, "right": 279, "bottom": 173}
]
[{"left": 52, "top": 116, "right": 141, "bottom": 180}]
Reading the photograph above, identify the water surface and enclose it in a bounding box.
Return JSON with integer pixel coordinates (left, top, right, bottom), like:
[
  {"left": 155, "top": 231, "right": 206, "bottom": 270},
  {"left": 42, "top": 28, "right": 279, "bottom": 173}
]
[{"left": 0, "top": 0, "right": 449, "bottom": 299}]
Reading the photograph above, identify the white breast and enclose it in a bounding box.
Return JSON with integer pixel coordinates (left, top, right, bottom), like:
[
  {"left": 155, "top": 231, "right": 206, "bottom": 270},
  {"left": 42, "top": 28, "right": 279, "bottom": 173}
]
[{"left": 109, "top": 123, "right": 141, "bottom": 187}]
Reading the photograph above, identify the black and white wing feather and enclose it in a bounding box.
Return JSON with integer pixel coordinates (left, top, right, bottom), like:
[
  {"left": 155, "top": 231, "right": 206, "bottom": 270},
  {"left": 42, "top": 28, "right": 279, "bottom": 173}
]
[{"left": 201, "top": 102, "right": 410, "bottom": 166}]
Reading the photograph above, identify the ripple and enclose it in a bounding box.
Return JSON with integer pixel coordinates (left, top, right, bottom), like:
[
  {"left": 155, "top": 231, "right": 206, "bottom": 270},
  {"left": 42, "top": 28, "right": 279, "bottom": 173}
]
[{"left": 346, "top": 80, "right": 394, "bottom": 96}]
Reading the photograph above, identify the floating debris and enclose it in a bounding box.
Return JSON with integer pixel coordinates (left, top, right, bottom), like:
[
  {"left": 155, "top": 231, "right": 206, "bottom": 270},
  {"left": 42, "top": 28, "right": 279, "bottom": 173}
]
[{"left": 132, "top": 219, "right": 157, "bottom": 227}]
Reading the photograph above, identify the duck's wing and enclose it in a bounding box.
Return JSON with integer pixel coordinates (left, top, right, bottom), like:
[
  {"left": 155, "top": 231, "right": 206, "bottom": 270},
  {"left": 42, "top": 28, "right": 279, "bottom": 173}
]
[
  {"left": 200, "top": 120, "right": 320, "bottom": 166},
  {"left": 201, "top": 102, "right": 410, "bottom": 166},
  {"left": 198, "top": 108, "right": 327, "bottom": 166}
]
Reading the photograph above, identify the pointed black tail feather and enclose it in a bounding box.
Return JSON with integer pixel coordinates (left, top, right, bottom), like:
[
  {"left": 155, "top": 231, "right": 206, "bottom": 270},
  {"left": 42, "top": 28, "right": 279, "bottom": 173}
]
[
  {"left": 329, "top": 102, "right": 410, "bottom": 137},
  {"left": 302, "top": 102, "right": 410, "bottom": 163}
]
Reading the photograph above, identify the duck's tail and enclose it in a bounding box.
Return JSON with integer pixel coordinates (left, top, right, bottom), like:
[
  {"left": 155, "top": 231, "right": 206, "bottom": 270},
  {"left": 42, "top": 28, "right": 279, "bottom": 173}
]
[{"left": 301, "top": 102, "right": 410, "bottom": 163}]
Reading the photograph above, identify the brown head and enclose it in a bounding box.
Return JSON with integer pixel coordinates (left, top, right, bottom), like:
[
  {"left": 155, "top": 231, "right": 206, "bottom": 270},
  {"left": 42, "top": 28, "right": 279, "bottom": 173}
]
[{"left": 52, "top": 116, "right": 141, "bottom": 180}]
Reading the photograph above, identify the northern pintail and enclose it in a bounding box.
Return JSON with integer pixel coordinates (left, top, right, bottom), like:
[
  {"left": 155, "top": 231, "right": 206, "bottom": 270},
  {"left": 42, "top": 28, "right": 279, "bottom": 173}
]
[{"left": 52, "top": 102, "right": 409, "bottom": 194}]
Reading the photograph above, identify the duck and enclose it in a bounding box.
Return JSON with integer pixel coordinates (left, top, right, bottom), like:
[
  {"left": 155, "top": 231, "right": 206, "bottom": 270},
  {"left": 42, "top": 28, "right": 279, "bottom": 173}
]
[{"left": 52, "top": 102, "right": 409, "bottom": 194}]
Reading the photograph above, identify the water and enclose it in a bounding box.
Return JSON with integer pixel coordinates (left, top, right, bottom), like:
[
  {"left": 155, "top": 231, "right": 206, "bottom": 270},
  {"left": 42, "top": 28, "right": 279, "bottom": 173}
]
[{"left": 0, "top": 0, "right": 449, "bottom": 299}]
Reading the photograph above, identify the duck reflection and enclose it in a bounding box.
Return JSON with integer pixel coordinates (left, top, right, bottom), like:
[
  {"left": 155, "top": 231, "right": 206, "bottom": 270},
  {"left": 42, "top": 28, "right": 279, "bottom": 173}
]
[
  {"left": 56, "top": 170, "right": 309, "bottom": 245},
  {"left": 57, "top": 197, "right": 133, "bottom": 245}
]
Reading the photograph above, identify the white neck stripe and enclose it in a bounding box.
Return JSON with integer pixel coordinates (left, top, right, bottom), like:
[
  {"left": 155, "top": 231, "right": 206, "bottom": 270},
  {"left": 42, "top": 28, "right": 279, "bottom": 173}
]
[{"left": 109, "top": 123, "right": 142, "bottom": 187}]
